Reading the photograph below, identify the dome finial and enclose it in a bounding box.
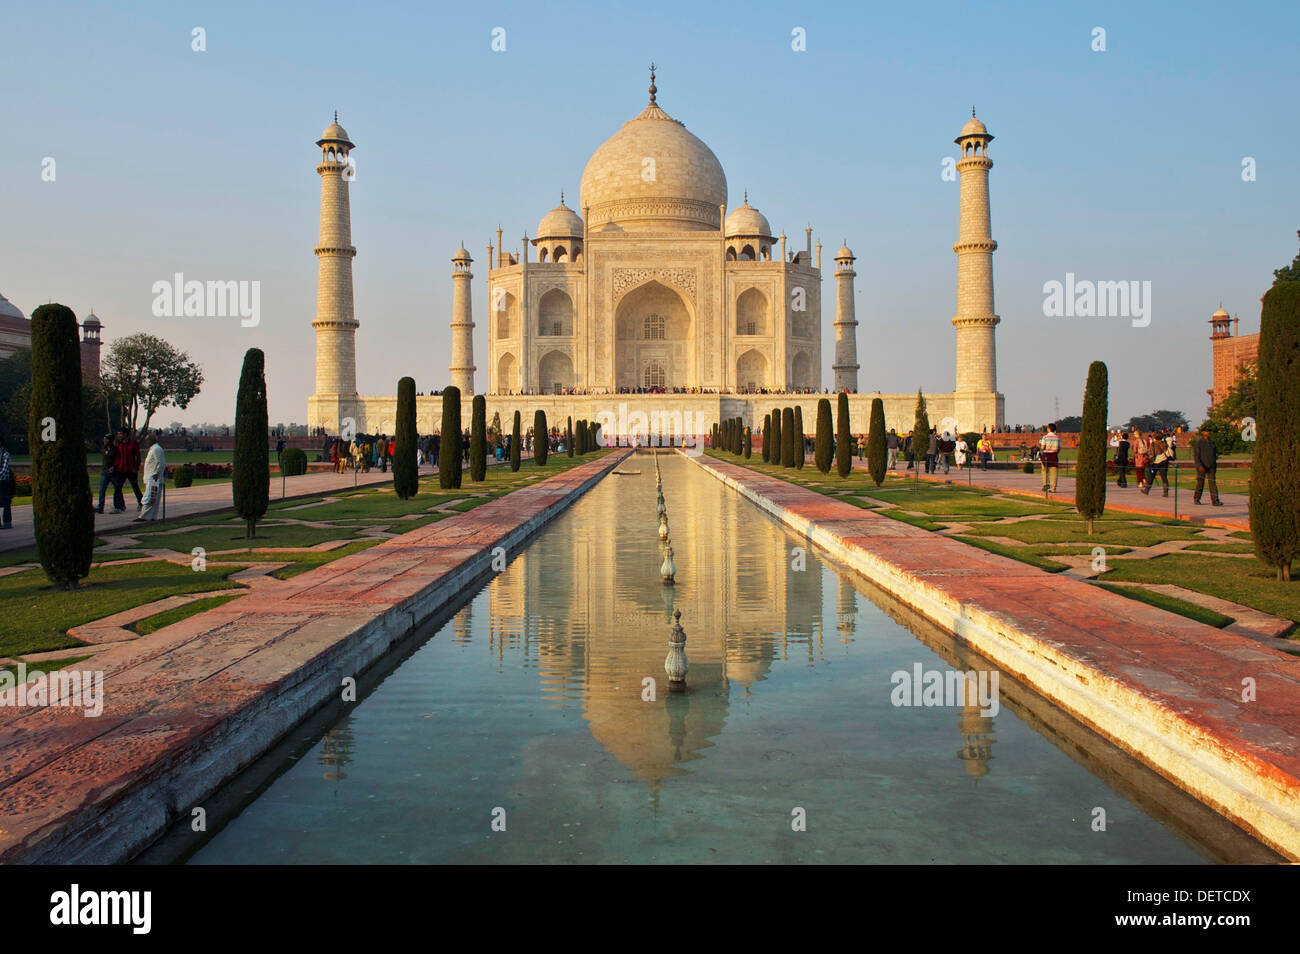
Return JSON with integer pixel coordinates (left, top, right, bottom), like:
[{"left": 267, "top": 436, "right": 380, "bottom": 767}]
[
  {"left": 743, "top": 189, "right": 747, "bottom": 204},
  {"left": 560, "top": 190, "right": 565, "bottom": 205},
  {"left": 334, "top": 109, "right": 339, "bottom": 123},
  {"left": 971, "top": 105, "right": 976, "bottom": 118},
  {"left": 648, "top": 62, "right": 657, "bottom": 105}
]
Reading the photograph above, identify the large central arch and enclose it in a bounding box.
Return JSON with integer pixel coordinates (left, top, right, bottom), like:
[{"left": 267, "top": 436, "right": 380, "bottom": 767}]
[{"left": 614, "top": 280, "right": 694, "bottom": 390}]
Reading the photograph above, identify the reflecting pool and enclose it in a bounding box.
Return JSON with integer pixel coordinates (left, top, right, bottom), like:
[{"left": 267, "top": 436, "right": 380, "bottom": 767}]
[{"left": 182, "top": 452, "right": 1272, "bottom": 864}]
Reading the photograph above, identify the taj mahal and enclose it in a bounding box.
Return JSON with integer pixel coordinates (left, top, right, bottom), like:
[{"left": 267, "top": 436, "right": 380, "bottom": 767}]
[{"left": 307, "top": 68, "right": 1005, "bottom": 439}]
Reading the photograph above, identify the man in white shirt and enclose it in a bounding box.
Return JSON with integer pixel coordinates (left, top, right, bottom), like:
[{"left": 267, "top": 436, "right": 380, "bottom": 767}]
[{"left": 134, "top": 433, "right": 167, "bottom": 522}]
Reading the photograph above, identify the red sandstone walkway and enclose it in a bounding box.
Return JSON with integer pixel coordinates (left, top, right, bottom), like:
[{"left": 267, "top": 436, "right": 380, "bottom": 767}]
[
  {"left": 0, "top": 449, "right": 627, "bottom": 863},
  {"left": 695, "top": 453, "right": 1299, "bottom": 858},
  {"left": 863, "top": 460, "right": 1250, "bottom": 531}
]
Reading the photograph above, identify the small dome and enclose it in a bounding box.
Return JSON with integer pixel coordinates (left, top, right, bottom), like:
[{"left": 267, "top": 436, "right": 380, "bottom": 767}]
[
  {"left": 0, "top": 292, "right": 24, "bottom": 321},
  {"left": 536, "top": 196, "right": 584, "bottom": 239},
  {"left": 83, "top": 312, "right": 102, "bottom": 326},
  {"left": 836, "top": 243, "right": 854, "bottom": 260},
  {"left": 452, "top": 245, "right": 472, "bottom": 262},
  {"left": 317, "top": 114, "right": 354, "bottom": 147},
  {"left": 724, "top": 195, "right": 772, "bottom": 239},
  {"left": 1212, "top": 306, "right": 1229, "bottom": 318},
  {"left": 959, "top": 113, "right": 988, "bottom": 138}
]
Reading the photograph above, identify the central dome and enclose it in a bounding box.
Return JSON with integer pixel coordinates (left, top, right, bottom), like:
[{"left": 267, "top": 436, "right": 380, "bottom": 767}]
[{"left": 579, "top": 77, "right": 727, "bottom": 232}]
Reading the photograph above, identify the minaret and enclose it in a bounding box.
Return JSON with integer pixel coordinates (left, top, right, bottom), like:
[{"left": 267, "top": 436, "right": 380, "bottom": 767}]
[
  {"left": 952, "top": 108, "right": 999, "bottom": 395},
  {"left": 449, "top": 246, "right": 475, "bottom": 394},
  {"left": 311, "top": 114, "right": 358, "bottom": 429},
  {"left": 833, "top": 243, "right": 860, "bottom": 392}
]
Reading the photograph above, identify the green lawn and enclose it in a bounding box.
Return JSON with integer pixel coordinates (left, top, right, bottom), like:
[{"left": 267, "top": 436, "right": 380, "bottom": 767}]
[
  {"left": 132, "top": 593, "right": 246, "bottom": 635},
  {"left": 0, "top": 452, "right": 606, "bottom": 658},
  {"left": 1098, "top": 554, "right": 1300, "bottom": 625},
  {"left": 1093, "top": 582, "right": 1234, "bottom": 628}
]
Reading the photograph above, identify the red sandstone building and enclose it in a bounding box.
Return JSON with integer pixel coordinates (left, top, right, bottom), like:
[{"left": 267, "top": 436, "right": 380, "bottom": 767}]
[
  {"left": 1207, "top": 305, "right": 1258, "bottom": 416},
  {"left": 0, "top": 291, "right": 104, "bottom": 385}
]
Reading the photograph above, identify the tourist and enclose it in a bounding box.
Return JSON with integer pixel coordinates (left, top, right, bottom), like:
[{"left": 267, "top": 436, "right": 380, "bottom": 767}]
[
  {"left": 276, "top": 436, "right": 286, "bottom": 468},
  {"left": 0, "top": 434, "right": 11, "bottom": 529},
  {"left": 1114, "top": 431, "right": 1131, "bottom": 488},
  {"left": 954, "top": 434, "right": 968, "bottom": 469},
  {"left": 924, "top": 428, "right": 937, "bottom": 474},
  {"left": 95, "top": 433, "right": 126, "bottom": 513},
  {"left": 114, "top": 427, "right": 144, "bottom": 512},
  {"left": 134, "top": 432, "right": 167, "bottom": 522},
  {"left": 903, "top": 429, "right": 914, "bottom": 470},
  {"left": 1143, "top": 429, "right": 1173, "bottom": 497},
  {"left": 1193, "top": 427, "right": 1223, "bottom": 507},
  {"left": 1039, "top": 422, "right": 1061, "bottom": 495},
  {"left": 1132, "top": 430, "right": 1148, "bottom": 491},
  {"left": 886, "top": 429, "right": 900, "bottom": 470},
  {"left": 977, "top": 432, "right": 993, "bottom": 469}
]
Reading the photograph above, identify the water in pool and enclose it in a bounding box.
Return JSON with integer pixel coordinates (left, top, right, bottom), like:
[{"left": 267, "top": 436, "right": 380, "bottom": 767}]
[{"left": 183, "top": 452, "right": 1260, "bottom": 864}]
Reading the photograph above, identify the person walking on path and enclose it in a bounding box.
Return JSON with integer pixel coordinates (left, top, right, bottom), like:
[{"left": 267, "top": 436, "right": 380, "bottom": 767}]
[
  {"left": 1142, "top": 429, "right": 1173, "bottom": 497},
  {"left": 95, "top": 433, "right": 127, "bottom": 513},
  {"left": 0, "top": 434, "right": 12, "bottom": 529},
  {"left": 1114, "top": 431, "right": 1130, "bottom": 489},
  {"left": 1132, "top": 430, "right": 1148, "bottom": 492},
  {"left": 886, "top": 429, "right": 900, "bottom": 470},
  {"left": 1039, "top": 423, "right": 1061, "bottom": 496},
  {"left": 134, "top": 432, "right": 167, "bottom": 522},
  {"left": 114, "top": 427, "right": 144, "bottom": 512},
  {"left": 976, "top": 433, "right": 993, "bottom": 469},
  {"left": 1193, "top": 427, "right": 1223, "bottom": 506},
  {"left": 904, "top": 430, "right": 915, "bottom": 470}
]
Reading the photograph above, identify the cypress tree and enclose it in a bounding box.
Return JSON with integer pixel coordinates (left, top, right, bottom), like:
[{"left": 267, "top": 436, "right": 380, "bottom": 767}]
[
  {"left": 814, "top": 398, "right": 833, "bottom": 473},
  {"left": 725, "top": 418, "right": 733, "bottom": 453},
  {"left": 27, "top": 303, "right": 94, "bottom": 588},
  {"left": 770, "top": 409, "right": 782, "bottom": 466},
  {"left": 732, "top": 417, "right": 740, "bottom": 454},
  {"left": 470, "top": 394, "right": 487, "bottom": 481},
  {"left": 439, "top": 386, "right": 463, "bottom": 488},
  {"left": 567, "top": 416, "right": 574, "bottom": 457},
  {"left": 744, "top": 425, "right": 752, "bottom": 458},
  {"left": 781, "top": 407, "right": 796, "bottom": 467},
  {"left": 794, "top": 406, "right": 805, "bottom": 469},
  {"left": 510, "top": 410, "right": 521, "bottom": 472},
  {"left": 393, "top": 376, "right": 418, "bottom": 499},
  {"left": 912, "top": 390, "right": 930, "bottom": 475},
  {"left": 1075, "top": 361, "right": 1109, "bottom": 534},
  {"left": 836, "top": 392, "right": 852, "bottom": 478},
  {"left": 867, "top": 397, "right": 887, "bottom": 486},
  {"left": 1250, "top": 281, "right": 1300, "bottom": 580},
  {"left": 534, "top": 408, "right": 548, "bottom": 466},
  {"left": 232, "top": 348, "right": 269, "bottom": 539},
  {"left": 761, "top": 414, "right": 772, "bottom": 462}
]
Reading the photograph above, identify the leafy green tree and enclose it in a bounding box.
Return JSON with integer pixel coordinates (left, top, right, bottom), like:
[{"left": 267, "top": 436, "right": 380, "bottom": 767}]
[
  {"left": 867, "top": 397, "right": 887, "bottom": 486},
  {"left": 439, "top": 387, "right": 462, "bottom": 488},
  {"left": 794, "top": 407, "right": 805, "bottom": 469},
  {"left": 769, "top": 408, "right": 781, "bottom": 465},
  {"left": 534, "top": 409, "right": 548, "bottom": 466},
  {"left": 511, "top": 411, "right": 521, "bottom": 472},
  {"left": 393, "top": 376, "right": 418, "bottom": 499},
  {"left": 781, "top": 407, "right": 795, "bottom": 467},
  {"left": 100, "top": 332, "right": 204, "bottom": 438},
  {"left": 1075, "top": 361, "right": 1109, "bottom": 534},
  {"left": 27, "top": 304, "right": 94, "bottom": 588},
  {"left": 836, "top": 392, "right": 852, "bottom": 478},
  {"left": 1126, "top": 410, "right": 1189, "bottom": 433},
  {"left": 761, "top": 414, "right": 771, "bottom": 462},
  {"left": 814, "top": 398, "right": 833, "bottom": 473},
  {"left": 469, "top": 394, "right": 487, "bottom": 481},
  {"left": 1273, "top": 230, "right": 1300, "bottom": 285},
  {"left": 232, "top": 348, "right": 269, "bottom": 539},
  {"left": 913, "top": 390, "right": 930, "bottom": 471},
  {"left": 1196, "top": 416, "right": 1249, "bottom": 456},
  {"left": 1054, "top": 415, "right": 1083, "bottom": 433},
  {"left": 1250, "top": 281, "right": 1300, "bottom": 580},
  {"left": 1215, "top": 363, "right": 1257, "bottom": 424}
]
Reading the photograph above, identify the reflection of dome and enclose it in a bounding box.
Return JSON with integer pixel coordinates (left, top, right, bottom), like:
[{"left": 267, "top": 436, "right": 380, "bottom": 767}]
[
  {"left": 579, "top": 74, "right": 727, "bottom": 232},
  {"left": 724, "top": 195, "right": 772, "bottom": 239},
  {"left": 0, "top": 292, "right": 24, "bottom": 321},
  {"left": 537, "top": 196, "right": 583, "bottom": 239}
]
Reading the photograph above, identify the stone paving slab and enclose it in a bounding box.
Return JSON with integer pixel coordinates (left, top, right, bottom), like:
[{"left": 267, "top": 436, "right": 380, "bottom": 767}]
[
  {"left": 693, "top": 453, "right": 1300, "bottom": 860},
  {"left": 0, "top": 450, "right": 628, "bottom": 863}
]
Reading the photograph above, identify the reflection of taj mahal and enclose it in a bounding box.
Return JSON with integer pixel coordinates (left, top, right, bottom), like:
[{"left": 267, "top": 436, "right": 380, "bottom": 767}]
[{"left": 308, "top": 69, "right": 1005, "bottom": 436}]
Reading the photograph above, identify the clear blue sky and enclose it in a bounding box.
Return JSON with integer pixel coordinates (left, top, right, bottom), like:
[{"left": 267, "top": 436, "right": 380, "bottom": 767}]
[{"left": 3, "top": 0, "right": 1296, "bottom": 426}]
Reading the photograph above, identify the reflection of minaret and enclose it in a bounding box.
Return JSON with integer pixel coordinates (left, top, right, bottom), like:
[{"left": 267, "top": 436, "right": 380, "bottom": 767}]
[
  {"left": 836, "top": 574, "right": 856, "bottom": 642},
  {"left": 955, "top": 675, "right": 996, "bottom": 781},
  {"left": 320, "top": 716, "right": 356, "bottom": 781},
  {"left": 454, "top": 604, "right": 473, "bottom": 643}
]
